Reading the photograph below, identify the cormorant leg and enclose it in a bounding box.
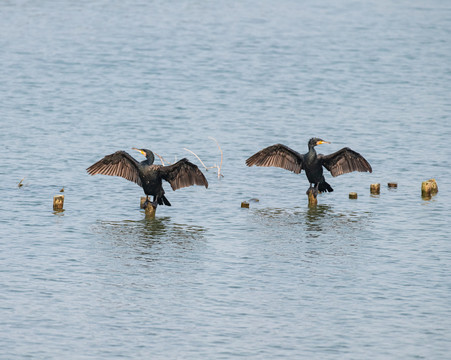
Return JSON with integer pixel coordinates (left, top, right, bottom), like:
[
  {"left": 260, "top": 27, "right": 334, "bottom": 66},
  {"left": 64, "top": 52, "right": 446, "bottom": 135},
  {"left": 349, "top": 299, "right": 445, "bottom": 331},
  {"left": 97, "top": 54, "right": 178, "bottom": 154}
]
[
  {"left": 143, "top": 195, "right": 151, "bottom": 208},
  {"left": 307, "top": 184, "right": 319, "bottom": 198},
  {"left": 312, "top": 183, "right": 319, "bottom": 198},
  {"left": 151, "top": 195, "right": 159, "bottom": 209}
]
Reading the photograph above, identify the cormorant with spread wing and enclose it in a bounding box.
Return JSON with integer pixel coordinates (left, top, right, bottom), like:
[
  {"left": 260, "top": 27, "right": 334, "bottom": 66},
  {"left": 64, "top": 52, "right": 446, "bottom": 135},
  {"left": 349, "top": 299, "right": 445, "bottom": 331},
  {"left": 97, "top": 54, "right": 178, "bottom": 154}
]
[
  {"left": 87, "top": 148, "right": 208, "bottom": 208},
  {"left": 246, "top": 138, "right": 372, "bottom": 198}
]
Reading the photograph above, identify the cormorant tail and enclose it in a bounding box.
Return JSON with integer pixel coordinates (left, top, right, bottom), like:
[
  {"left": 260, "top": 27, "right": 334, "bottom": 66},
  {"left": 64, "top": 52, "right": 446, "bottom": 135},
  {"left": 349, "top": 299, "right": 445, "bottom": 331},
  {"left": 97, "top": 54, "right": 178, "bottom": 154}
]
[
  {"left": 319, "top": 181, "right": 333, "bottom": 193},
  {"left": 162, "top": 195, "right": 171, "bottom": 206}
]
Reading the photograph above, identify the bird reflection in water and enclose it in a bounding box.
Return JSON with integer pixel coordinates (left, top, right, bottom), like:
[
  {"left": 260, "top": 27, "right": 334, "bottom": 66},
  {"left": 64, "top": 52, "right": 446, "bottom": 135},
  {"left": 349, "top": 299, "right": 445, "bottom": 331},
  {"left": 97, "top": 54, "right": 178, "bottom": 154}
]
[
  {"left": 254, "top": 204, "right": 332, "bottom": 230},
  {"left": 93, "top": 217, "right": 206, "bottom": 260},
  {"left": 304, "top": 204, "right": 371, "bottom": 241},
  {"left": 304, "top": 204, "right": 333, "bottom": 236},
  {"left": 254, "top": 204, "right": 370, "bottom": 242}
]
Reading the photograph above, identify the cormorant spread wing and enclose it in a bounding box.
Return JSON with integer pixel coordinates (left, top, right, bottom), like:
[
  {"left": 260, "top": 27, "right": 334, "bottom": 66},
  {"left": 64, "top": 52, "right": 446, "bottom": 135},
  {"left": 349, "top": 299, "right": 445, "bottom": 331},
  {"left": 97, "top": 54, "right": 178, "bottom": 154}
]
[
  {"left": 245, "top": 144, "right": 304, "bottom": 174},
  {"left": 319, "top": 147, "right": 372, "bottom": 177},
  {"left": 86, "top": 151, "right": 142, "bottom": 186},
  {"left": 159, "top": 158, "right": 209, "bottom": 191}
]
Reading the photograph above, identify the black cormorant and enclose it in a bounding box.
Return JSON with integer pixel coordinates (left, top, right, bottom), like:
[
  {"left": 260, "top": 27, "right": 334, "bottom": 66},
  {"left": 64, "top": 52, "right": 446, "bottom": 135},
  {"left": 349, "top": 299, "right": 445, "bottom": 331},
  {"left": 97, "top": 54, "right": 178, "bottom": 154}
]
[
  {"left": 87, "top": 148, "right": 208, "bottom": 208},
  {"left": 246, "top": 138, "right": 372, "bottom": 198}
]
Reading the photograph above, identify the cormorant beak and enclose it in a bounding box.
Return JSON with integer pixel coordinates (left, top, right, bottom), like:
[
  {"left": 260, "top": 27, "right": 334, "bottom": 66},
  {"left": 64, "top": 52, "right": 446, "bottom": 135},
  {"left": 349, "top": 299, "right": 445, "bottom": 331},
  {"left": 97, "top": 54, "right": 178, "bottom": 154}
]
[
  {"left": 316, "top": 140, "right": 331, "bottom": 145},
  {"left": 132, "top": 147, "right": 146, "bottom": 156}
]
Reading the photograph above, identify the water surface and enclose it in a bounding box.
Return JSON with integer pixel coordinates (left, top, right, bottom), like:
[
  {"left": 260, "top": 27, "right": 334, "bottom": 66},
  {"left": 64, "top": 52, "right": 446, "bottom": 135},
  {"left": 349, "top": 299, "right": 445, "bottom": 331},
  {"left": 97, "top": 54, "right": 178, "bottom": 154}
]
[{"left": 1, "top": 0, "right": 450, "bottom": 358}]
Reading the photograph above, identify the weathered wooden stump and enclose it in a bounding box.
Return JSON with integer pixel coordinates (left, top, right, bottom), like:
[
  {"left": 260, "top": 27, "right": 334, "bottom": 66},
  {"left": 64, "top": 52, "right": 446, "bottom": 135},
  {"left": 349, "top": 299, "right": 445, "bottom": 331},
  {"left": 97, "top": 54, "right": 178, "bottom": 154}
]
[
  {"left": 388, "top": 182, "right": 398, "bottom": 188},
  {"left": 421, "top": 179, "right": 438, "bottom": 198},
  {"left": 307, "top": 188, "right": 318, "bottom": 207},
  {"left": 144, "top": 203, "right": 156, "bottom": 218},
  {"left": 349, "top": 192, "right": 358, "bottom": 199},
  {"left": 140, "top": 197, "right": 156, "bottom": 218},
  {"left": 241, "top": 201, "right": 250, "bottom": 208},
  {"left": 53, "top": 195, "right": 64, "bottom": 211},
  {"left": 370, "top": 183, "right": 380, "bottom": 195}
]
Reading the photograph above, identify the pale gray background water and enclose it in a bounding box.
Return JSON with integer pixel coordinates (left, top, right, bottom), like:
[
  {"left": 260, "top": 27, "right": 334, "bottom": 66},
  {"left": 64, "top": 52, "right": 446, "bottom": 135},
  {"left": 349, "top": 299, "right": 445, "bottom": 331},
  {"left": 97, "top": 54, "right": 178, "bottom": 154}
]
[{"left": 1, "top": 0, "right": 450, "bottom": 359}]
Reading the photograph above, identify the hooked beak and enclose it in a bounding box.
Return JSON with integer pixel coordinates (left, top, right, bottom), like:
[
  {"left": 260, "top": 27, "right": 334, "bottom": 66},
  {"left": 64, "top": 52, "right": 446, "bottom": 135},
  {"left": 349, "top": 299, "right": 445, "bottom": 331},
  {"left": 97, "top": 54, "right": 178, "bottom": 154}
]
[
  {"left": 316, "top": 140, "right": 331, "bottom": 145},
  {"left": 132, "top": 147, "right": 146, "bottom": 156}
]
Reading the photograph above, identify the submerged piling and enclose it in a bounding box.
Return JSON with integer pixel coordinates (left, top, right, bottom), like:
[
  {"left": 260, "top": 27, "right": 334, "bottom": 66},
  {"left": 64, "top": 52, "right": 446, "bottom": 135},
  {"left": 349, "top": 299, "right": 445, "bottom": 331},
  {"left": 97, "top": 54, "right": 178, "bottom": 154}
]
[
  {"left": 140, "top": 197, "right": 156, "bottom": 218},
  {"left": 241, "top": 201, "right": 250, "bottom": 208},
  {"left": 144, "top": 204, "right": 156, "bottom": 218},
  {"left": 53, "top": 195, "right": 64, "bottom": 211},
  {"left": 349, "top": 192, "right": 358, "bottom": 199},
  {"left": 307, "top": 189, "right": 318, "bottom": 207},
  {"left": 421, "top": 179, "right": 438, "bottom": 199},
  {"left": 388, "top": 182, "right": 398, "bottom": 188},
  {"left": 370, "top": 183, "right": 380, "bottom": 195}
]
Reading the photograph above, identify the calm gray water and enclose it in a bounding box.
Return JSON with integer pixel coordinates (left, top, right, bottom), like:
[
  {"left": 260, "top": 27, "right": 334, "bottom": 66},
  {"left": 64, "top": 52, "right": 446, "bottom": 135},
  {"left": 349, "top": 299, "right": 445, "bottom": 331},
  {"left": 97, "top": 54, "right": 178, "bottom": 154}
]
[{"left": 1, "top": 0, "right": 451, "bottom": 358}]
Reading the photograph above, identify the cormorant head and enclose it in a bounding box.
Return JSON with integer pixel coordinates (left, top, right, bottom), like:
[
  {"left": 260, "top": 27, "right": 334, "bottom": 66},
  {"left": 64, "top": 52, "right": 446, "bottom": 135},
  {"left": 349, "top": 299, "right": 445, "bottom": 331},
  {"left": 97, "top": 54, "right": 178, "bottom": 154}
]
[
  {"left": 132, "top": 148, "right": 154, "bottom": 161},
  {"left": 308, "top": 138, "right": 330, "bottom": 148}
]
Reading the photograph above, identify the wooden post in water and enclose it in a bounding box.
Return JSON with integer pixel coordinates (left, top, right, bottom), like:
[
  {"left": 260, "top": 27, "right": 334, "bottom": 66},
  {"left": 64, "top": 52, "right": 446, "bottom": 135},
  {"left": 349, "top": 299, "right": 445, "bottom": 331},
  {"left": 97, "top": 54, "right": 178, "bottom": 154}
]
[
  {"left": 53, "top": 195, "right": 64, "bottom": 211},
  {"left": 421, "top": 179, "right": 438, "bottom": 198},
  {"left": 144, "top": 204, "right": 156, "bottom": 218},
  {"left": 241, "top": 201, "right": 249, "bottom": 208},
  {"left": 388, "top": 182, "right": 398, "bottom": 188},
  {"left": 140, "top": 197, "right": 156, "bottom": 218},
  {"left": 349, "top": 192, "right": 358, "bottom": 199},
  {"left": 307, "top": 188, "right": 317, "bottom": 207},
  {"left": 370, "top": 183, "right": 380, "bottom": 195}
]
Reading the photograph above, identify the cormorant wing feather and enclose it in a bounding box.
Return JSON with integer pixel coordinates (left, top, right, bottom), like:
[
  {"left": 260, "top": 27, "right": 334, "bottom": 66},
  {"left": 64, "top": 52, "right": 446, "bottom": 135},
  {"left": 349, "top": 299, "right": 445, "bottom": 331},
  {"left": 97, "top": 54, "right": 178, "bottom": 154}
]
[
  {"left": 159, "top": 158, "right": 208, "bottom": 191},
  {"left": 245, "top": 144, "right": 304, "bottom": 174},
  {"left": 86, "top": 151, "right": 142, "bottom": 187},
  {"left": 320, "top": 147, "right": 372, "bottom": 177}
]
